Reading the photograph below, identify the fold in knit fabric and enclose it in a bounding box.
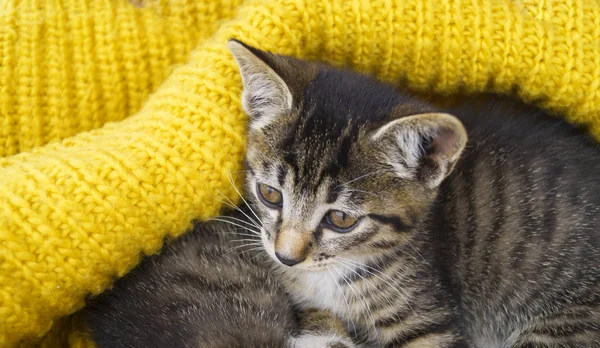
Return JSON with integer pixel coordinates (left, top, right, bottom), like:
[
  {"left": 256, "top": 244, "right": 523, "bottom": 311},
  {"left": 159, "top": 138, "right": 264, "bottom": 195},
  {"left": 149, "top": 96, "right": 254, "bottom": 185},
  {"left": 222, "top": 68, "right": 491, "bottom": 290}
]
[{"left": 1, "top": 0, "right": 599, "bottom": 346}]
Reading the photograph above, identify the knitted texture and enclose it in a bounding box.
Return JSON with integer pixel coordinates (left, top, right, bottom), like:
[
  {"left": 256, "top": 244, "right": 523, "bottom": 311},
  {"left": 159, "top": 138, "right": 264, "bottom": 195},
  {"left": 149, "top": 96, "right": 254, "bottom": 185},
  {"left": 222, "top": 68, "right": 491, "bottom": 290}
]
[
  {"left": 1, "top": 0, "right": 600, "bottom": 346},
  {"left": 0, "top": 0, "right": 243, "bottom": 157}
]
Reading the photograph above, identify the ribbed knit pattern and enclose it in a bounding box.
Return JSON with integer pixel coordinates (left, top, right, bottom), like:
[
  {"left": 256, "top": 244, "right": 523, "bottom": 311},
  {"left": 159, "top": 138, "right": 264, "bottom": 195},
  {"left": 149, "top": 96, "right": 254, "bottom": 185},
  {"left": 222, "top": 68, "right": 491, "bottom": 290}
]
[
  {"left": 1, "top": 0, "right": 599, "bottom": 346},
  {"left": 0, "top": 0, "right": 242, "bottom": 157}
]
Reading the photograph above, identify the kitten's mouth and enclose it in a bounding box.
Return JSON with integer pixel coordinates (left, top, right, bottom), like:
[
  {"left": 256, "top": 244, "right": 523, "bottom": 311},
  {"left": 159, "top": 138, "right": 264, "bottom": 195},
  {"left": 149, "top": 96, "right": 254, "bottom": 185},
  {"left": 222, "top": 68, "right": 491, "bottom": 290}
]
[
  {"left": 275, "top": 256, "right": 338, "bottom": 273},
  {"left": 279, "top": 262, "right": 332, "bottom": 274}
]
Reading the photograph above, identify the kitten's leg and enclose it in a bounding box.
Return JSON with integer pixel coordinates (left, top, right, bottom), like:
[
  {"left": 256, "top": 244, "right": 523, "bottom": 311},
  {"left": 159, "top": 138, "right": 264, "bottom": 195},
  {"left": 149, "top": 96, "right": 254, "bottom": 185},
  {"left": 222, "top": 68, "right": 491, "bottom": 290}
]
[
  {"left": 377, "top": 311, "right": 470, "bottom": 348},
  {"left": 383, "top": 331, "right": 470, "bottom": 348},
  {"left": 289, "top": 308, "right": 357, "bottom": 348}
]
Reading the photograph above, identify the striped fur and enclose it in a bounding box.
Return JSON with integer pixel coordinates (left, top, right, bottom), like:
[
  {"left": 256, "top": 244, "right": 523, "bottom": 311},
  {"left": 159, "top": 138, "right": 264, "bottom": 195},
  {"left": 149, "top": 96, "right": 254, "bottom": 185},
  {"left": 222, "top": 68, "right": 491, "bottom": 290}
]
[
  {"left": 84, "top": 212, "right": 297, "bottom": 347},
  {"left": 85, "top": 211, "right": 354, "bottom": 348},
  {"left": 231, "top": 41, "right": 600, "bottom": 347}
]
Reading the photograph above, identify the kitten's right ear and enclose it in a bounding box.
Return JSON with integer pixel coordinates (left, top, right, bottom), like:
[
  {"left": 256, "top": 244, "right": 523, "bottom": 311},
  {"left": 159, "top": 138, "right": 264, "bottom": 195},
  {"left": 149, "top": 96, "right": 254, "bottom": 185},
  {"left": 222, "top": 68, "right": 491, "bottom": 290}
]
[{"left": 227, "top": 40, "right": 293, "bottom": 130}]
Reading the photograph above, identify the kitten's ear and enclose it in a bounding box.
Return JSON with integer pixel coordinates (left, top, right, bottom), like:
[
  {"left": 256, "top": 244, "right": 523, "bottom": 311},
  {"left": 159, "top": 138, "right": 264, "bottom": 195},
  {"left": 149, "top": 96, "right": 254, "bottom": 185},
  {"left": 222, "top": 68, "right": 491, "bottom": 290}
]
[
  {"left": 227, "top": 40, "right": 293, "bottom": 130},
  {"left": 372, "top": 113, "right": 467, "bottom": 188}
]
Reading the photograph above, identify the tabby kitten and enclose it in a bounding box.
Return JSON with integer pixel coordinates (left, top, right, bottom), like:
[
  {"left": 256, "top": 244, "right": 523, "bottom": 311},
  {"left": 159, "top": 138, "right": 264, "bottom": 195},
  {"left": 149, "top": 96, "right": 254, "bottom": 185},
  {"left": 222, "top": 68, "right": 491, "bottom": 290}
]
[
  {"left": 84, "top": 210, "right": 354, "bottom": 348},
  {"left": 228, "top": 40, "right": 600, "bottom": 348}
]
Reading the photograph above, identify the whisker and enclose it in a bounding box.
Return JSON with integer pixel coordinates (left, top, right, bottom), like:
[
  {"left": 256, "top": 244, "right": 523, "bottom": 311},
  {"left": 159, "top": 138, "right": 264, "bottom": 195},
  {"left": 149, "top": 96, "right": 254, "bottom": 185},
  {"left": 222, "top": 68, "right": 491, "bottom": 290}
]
[
  {"left": 238, "top": 247, "right": 266, "bottom": 255},
  {"left": 208, "top": 218, "right": 260, "bottom": 235},
  {"left": 336, "top": 261, "right": 378, "bottom": 334},
  {"left": 328, "top": 266, "right": 357, "bottom": 335},
  {"left": 214, "top": 193, "right": 260, "bottom": 227},
  {"left": 230, "top": 238, "right": 262, "bottom": 243},
  {"left": 225, "top": 232, "right": 260, "bottom": 239},
  {"left": 211, "top": 215, "right": 261, "bottom": 230},
  {"left": 226, "top": 170, "right": 264, "bottom": 227},
  {"left": 227, "top": 242, "right": 264, "bottom": 252},
  {"left": 336, "top": 257, "right": 415, "bottom": 315},
  {"left": 337, "top": 258, "right": 397, "bottom": 304},
  {"left": 250, "top": 251, "right": 268, "bottom": 261},
  {"left": 404, "top": 239, "right": 429, "bottom": 266},
  {"left": 344, "top": 189, "right": 382, "bottom": 199},
  {"left": 336, "top": 258, "right": 395, "bottom": 312},
  {"left": 334, "top": 169, "right": 393, "bottom": 190}
]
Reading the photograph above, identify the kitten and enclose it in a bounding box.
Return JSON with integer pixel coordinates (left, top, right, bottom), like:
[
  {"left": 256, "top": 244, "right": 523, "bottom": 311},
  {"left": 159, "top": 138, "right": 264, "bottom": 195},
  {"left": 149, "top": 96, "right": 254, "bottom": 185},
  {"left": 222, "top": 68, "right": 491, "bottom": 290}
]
[
  {"left": 228, "top": 39, "right": 600, "bottom": 348},
  {"left": 84, "top": 210, "right": 354, "bottom": 348}
]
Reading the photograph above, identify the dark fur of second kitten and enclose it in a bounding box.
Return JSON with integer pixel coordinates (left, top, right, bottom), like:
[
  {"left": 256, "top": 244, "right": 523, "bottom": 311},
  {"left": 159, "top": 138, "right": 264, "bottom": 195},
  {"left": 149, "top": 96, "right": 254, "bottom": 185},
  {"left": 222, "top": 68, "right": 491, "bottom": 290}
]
[
  {"left": 228, "top": 40, "right": 600, "bottom": 348},
  {"left": 84, "top": 212, "right": 297, "bottom": 348}
]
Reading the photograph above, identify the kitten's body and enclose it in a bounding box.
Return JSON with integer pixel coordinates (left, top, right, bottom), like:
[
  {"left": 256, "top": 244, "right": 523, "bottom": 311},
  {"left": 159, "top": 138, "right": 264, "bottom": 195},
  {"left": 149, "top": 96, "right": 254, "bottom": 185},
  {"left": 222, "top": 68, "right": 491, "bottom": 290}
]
[
  {"left": 229, "top": 41, "right": 600, "bottom": 347},
  {"left": 437, "top": 99, "right": 600, "bottom": 348},
  {"left": 278, "top": 98, "right": 600, "bottom": 348}
]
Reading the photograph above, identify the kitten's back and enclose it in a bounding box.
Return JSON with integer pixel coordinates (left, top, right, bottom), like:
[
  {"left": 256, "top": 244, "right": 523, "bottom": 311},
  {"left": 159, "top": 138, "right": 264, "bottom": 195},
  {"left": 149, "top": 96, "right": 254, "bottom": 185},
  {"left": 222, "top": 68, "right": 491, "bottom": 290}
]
[
  {"left": 84, "top": 213, "right": 296, "bottom": 348},
  {"left": 434, "top": 95, "right": 600, "bottom": 346}
]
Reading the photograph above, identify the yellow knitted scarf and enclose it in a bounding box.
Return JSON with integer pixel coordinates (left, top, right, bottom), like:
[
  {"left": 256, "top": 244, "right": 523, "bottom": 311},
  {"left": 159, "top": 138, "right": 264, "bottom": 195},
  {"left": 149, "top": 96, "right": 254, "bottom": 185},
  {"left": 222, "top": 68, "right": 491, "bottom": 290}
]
[{"left": 1, "top": 0, "right": 599, "bottom": 346}]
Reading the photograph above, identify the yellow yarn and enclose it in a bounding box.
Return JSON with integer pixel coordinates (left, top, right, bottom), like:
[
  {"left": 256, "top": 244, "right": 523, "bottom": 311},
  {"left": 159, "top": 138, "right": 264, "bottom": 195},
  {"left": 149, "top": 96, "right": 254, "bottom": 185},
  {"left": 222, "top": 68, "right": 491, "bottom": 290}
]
[
  {"left": 1, "top": 0, "right": 599, "bottom": 346},
  {"left": 0, "top": 0, "right": 243, "bottom": 157}
]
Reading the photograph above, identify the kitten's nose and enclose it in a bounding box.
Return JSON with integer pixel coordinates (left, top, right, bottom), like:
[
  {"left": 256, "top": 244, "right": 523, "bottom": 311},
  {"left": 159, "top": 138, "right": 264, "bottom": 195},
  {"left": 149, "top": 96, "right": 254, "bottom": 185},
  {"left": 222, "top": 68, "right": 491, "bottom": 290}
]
[{"left": 275, "top": 252, "right": 303, "bottom": 267}]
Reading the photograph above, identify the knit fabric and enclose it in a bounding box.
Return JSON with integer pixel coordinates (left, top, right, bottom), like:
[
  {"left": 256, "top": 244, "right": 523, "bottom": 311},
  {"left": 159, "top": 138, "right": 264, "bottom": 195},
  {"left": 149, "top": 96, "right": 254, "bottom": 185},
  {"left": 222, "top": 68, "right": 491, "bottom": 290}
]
[
  {"left": 1, "top": 0, "right": 599, "bottom": 346},
  {"left": 0, "top": 0, "right": 243, "bottom": 157}
]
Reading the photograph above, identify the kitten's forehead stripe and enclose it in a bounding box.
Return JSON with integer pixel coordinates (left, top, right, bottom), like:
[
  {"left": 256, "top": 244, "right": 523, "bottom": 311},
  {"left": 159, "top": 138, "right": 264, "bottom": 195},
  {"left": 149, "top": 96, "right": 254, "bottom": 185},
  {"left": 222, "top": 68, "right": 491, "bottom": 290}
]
[
  {"left": 276, "top": 164, "right": 287, "bottom": 186},
  {"left": 276, "top": 69, "right": 428, "bottom": 197},
  {"left": 325, "top": 183, "right": 340, "bottom": 204}
]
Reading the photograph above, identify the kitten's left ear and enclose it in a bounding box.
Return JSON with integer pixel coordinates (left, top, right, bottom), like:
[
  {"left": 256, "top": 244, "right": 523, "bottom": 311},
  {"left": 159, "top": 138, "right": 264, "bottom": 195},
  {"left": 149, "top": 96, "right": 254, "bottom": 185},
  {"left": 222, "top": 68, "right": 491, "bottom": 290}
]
[
  {"left": 227, "top": 40, "right": 293, "bottom": 130},
  {"left": 372, "top": 113, "right": 467, "bottom": 188}
]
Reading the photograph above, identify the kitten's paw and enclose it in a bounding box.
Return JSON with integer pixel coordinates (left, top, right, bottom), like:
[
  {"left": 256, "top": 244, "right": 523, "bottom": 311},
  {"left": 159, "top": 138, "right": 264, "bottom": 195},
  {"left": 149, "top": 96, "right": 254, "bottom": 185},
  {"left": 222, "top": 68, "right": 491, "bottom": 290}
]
[{"left": 290, "top": 332, "right": 356, "bottom": 348}]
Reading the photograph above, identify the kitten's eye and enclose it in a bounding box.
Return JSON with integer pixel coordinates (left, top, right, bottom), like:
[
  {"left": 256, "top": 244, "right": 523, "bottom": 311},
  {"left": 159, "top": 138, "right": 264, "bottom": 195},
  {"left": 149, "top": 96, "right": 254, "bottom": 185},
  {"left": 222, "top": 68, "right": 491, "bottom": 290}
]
[
  {"left": 325, "top": 210, "right": 359, "bottom": 232},
  {"left": 257, "top": 183, "right": 283, "bottom": 208}
]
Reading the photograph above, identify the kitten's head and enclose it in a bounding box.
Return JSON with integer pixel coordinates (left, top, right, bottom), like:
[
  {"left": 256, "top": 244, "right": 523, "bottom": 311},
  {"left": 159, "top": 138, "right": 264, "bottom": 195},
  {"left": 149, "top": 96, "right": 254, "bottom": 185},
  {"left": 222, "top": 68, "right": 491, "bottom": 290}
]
[{"left": 228, "top": 40, "right": 467, "bottom": 271}]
